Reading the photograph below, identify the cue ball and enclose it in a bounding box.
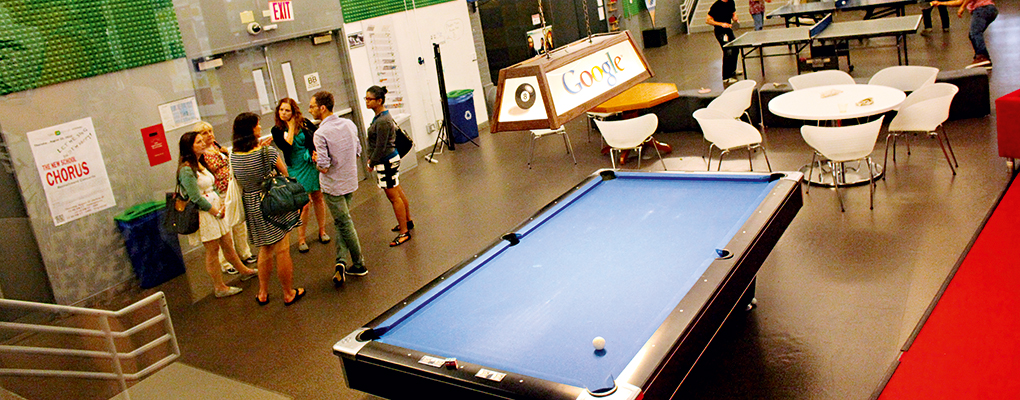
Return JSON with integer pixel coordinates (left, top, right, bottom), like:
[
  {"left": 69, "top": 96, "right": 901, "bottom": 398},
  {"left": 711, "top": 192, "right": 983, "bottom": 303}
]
[
  {"left": 593, "top": 336, "right": 606, "bottom": 351},
  {"left": 515, "top": 83, "right": 536, "bottom": 109}
]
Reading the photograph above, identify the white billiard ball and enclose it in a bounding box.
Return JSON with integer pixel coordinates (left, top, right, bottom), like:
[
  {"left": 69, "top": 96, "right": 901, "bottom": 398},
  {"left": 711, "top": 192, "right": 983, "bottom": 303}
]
[{"left": 593, "top": 336, "right": 606, "bottom": 351}]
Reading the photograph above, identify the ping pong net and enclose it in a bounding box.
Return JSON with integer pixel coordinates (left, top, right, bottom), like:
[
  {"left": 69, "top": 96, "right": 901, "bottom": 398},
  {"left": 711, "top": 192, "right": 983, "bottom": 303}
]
[{"left": 809, "top": 13, "right": 835, "bottom": 37}]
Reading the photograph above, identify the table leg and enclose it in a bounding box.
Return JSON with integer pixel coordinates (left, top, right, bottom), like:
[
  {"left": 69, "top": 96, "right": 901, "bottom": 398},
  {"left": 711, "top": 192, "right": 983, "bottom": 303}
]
[
  {"left": 799, "top": 160, "right": 884, "bottom": 187},
  {"left": 902, "top": 34, "right": 909, "bottom": 65}
]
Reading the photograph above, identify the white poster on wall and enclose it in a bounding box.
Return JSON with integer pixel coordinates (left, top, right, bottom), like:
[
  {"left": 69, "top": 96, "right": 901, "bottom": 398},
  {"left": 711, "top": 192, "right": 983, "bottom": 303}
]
[
  {"left": 26, "top": 117, "right": 116, "bottom": 226},
  {"left": 157, "top": 97, "right": 201, "bottom": 131}
]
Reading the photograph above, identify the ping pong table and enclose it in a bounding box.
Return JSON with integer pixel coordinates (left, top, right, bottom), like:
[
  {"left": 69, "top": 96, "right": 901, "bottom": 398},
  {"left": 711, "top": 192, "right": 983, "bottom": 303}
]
[
  {"left": 724, "top": 14, "right": 921, "bottom": 79},
  {"left": 768, "top": 0, "right": 916, "bottom": 27}
]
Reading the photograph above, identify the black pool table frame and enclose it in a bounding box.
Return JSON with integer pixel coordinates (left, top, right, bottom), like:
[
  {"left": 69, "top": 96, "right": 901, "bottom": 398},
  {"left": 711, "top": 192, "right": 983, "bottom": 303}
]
[{"left": 334, "top": 170, "right": 803, "bottom": 400}]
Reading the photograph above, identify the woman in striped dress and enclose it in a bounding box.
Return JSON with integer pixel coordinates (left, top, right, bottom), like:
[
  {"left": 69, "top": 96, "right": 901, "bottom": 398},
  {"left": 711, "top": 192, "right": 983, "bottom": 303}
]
[{"left": 230, "top": 112, "right": 306, "bottom": 306}]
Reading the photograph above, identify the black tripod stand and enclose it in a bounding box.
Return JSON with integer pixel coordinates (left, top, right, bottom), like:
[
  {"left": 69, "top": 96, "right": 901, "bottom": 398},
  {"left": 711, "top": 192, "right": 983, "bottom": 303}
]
[{"left": 427, "top": 42, "right": 478, "bottom": 163}]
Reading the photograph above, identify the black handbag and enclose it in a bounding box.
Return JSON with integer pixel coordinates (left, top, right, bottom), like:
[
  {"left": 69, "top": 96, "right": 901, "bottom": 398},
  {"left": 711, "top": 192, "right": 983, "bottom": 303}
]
[
  {"left": 259, "top": 147, "right": 309, "bottom": 218},
  {"left": 395, "top": 126, "right": 413, "bottom": 158},
  {"left": 163, "top": 182, "right": 199, "bottom": 235}
]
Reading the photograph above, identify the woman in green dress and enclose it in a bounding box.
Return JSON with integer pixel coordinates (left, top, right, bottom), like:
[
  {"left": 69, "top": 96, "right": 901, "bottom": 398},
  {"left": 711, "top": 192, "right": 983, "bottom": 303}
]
[{"left": 272, "top": 98, "right": 330, "bottom": 252}]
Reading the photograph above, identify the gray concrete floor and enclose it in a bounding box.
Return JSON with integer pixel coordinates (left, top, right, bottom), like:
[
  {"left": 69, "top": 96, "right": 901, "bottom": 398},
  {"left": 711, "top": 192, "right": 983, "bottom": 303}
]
[{"left": 114, "top": 4, "right": 1019, "bottom": 400}]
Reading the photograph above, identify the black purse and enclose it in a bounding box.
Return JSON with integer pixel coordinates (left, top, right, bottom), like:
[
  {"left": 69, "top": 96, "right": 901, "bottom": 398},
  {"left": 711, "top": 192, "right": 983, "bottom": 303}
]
[
  {"left": 163, "top": 181, "right": 199, "bottom": 235},
  {"left": 259, "top": 147, "right": 309, "bottom": 219},
  {"left": 395, "top": 125, "right": 413, "bottom": 158}
]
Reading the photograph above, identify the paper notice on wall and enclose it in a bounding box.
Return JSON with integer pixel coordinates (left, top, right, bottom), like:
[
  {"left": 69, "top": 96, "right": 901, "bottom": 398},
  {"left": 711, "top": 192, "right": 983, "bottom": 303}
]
[
  {"left": 304, "top": 72, "right": 321, "bottom": 91},
  {"left": 26, "top": 117, "right": 116, "bottom": 226},
  {"left": 157, "top": 97, "right": 201, "bottom": 131}
]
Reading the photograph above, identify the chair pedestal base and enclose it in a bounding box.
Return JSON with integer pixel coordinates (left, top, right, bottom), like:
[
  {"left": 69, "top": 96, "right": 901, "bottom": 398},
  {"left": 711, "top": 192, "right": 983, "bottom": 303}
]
[{"left": 799, "top": 161, "right": 884, "bottom": 187}]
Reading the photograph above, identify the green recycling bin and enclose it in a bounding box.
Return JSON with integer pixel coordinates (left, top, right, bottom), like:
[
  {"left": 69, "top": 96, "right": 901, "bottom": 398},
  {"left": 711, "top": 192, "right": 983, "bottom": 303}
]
[
  {"left": 114, "top": 201, "right": 186, "bottom": 289},
  {"left": 447, "top": 89, "right": 479, "bottom": 144}
]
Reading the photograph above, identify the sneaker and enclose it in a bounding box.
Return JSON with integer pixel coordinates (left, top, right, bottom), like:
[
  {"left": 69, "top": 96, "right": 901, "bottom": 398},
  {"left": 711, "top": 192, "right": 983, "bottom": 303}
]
[
  {"left": 966, "top": 55, "right": 991, "bottom": 69},
  {"left": 345, "top": 264, "right": 368, "bottom": 276},
  {"left": 243, "top": 255, "right": 258, "bottom": 264},
  {"left": 332, "top": 262, "right": 346, "bottom": 287},
  {"left": 222, "top": 265, "right": 239, "bottom": 275},
  {"left": 214, "top": 286, "right": 243, "bottom": 298}
]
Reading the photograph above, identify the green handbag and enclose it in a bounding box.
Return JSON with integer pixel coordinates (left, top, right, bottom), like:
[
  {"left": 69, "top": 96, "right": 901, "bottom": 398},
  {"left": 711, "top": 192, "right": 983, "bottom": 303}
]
[{"left": 258, "top": 147, "right": 309, "bottom": 226}]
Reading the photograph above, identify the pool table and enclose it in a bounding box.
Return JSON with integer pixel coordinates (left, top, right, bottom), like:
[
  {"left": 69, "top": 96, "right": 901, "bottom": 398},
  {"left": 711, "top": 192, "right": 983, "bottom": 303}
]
[{"left": 334, "top": 170, "right": 803, "bottom": 399}]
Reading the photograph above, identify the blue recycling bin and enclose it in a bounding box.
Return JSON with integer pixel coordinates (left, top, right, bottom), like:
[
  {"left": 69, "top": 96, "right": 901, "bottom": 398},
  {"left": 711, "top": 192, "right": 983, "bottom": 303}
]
[
  {"left": 447, "top": 89, "right": 479, "bottom": 144},
  {"left": 115, "top": 201, "right": 186, "bottom": 289}
]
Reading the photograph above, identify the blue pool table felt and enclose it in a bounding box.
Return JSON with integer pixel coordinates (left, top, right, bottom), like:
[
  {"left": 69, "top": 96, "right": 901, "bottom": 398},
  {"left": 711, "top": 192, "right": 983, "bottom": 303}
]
[{"left": 376, "top": 173, "right": 778, "bottom": 391}]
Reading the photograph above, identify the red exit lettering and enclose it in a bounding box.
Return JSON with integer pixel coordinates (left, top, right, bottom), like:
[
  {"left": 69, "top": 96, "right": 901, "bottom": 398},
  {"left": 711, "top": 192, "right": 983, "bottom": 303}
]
[{"left": 271, "top": 1, "right": 293, "bottom": 22}]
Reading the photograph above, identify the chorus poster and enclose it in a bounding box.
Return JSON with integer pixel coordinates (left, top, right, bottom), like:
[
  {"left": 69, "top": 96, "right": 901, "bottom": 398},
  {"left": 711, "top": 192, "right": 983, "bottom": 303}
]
[{"left": 27, "top": 117, "right": 116, "bottom": 226}]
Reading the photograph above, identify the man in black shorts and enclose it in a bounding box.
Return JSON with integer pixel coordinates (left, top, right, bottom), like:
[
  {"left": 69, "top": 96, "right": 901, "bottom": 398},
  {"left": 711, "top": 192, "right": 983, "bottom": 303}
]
[{"left": 706, "top": 0, "right": 739, "bottom": 83}]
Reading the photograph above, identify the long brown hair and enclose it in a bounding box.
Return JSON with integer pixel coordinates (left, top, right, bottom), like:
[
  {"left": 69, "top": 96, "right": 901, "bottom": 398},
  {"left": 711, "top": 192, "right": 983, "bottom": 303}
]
[
  {"left": 178, "top": 131, "right": 209, "bottom": 172},
  {"left": 274, "top": 98, "right": 303, "bottom": 131}
]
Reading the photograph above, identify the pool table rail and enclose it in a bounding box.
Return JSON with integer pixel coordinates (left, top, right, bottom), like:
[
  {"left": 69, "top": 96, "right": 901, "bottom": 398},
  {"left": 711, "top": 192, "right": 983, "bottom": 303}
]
[{"left": 619, "top": 172, "right": 803, "bottom": 399}]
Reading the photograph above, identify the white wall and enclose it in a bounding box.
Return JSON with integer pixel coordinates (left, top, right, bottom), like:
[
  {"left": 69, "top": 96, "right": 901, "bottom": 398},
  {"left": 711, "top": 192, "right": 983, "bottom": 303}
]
[{"left": 344, "top": 1, "right": 486, "bottom": 150}]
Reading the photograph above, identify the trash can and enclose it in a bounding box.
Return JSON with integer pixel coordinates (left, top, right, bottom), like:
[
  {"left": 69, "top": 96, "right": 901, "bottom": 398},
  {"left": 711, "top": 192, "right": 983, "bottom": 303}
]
[
  {"left": 114, "top": 201, "right": 186, "bottom": 289},
  {"left": 447, "top": 89, "right": 479, "bottom": 144}
]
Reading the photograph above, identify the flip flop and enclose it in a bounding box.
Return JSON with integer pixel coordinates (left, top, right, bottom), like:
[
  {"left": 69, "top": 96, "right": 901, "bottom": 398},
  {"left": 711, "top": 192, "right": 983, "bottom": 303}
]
[
  {"left": 284, "top": 288, "right": 306, "bottom": 306},
  {"left": 389, "top": 232, "right": 411, "bottom": 247}
]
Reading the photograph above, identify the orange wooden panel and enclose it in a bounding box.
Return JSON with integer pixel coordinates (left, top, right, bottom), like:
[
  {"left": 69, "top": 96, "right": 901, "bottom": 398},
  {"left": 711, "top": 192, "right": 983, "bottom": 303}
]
[{"left": 589, "top": 82, "right": 680, "bottom": 113}]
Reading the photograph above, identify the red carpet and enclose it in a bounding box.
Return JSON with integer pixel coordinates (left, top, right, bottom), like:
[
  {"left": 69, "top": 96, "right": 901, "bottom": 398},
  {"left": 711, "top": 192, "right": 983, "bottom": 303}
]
[{"left": 879, "top": 176, "right": 1020, "bottom": 399}]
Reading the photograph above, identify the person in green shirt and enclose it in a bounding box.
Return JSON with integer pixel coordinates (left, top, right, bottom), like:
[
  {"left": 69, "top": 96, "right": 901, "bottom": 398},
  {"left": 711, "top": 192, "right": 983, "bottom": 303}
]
[{"left": 177, "top": 131, "right": 257, "bottom": 298}]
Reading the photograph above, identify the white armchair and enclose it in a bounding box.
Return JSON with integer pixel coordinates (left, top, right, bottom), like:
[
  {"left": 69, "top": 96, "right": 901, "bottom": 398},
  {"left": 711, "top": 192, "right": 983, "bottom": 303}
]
[
  {"left": 868, "top": 66, "right": 939, "bottom": 93},
  {"left": 707, "top": 79, "right": 757, "bottom": 122},
  {"left": 593, "top": 114, "right": 666, "bottom": 170},
  {"left": 527, "top": 127, "right": 576, "bottom": 169},
  {"left": 789, "top": 70, "right": 855, "bottom": 90},
  {"left": 693, "top": 108, "right": 771, "bottom": 172},
  {"left": 801, "top": 117, "right": 884, "bottom": 211},
  {"left": 884, "top": 83, "right": 959, "bottom": 175}
]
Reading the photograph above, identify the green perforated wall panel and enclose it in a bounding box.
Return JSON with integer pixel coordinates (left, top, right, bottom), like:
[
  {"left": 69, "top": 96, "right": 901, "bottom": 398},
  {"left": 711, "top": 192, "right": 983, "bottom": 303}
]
[
  {"left": 0, "top": 0, "right": 185, "bottom": 95},
  {"left": 341, "top": 0, "right": 455, "bottom": 23},
  {"left": 622, "top": 0, "right": 647, "bottom": 18}
]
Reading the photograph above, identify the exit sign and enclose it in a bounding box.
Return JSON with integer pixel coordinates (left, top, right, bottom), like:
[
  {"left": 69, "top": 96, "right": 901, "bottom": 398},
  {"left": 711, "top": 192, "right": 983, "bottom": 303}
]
[{"left": 270, "top": 1, "right": 293, "bottom": 22}]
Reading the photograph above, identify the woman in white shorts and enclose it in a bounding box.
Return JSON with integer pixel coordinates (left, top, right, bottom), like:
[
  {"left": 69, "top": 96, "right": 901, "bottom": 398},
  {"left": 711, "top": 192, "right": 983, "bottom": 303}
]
[
  {"left": 176, "top": 131, "right": 257, "bottom": 298},
  {"left": 365, "top": 85, "right": 414, "bottom": 247}
]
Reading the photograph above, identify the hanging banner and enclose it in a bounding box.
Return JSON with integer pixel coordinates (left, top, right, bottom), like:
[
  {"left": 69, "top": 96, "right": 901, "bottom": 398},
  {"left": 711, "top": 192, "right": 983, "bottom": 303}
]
[{"left": 27, "top": 117, "right": 116, "bottom": 226}]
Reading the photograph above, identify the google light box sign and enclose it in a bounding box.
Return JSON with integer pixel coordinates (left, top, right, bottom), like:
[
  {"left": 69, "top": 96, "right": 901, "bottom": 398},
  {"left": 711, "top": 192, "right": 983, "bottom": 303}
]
[{"left": 491, "top": 31, "right": 653, "bottom": 133}]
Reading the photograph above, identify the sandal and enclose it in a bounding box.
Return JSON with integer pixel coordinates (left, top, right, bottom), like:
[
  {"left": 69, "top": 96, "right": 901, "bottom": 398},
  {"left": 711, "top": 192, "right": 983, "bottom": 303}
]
[
  {"left": 298, "top": 242, "right": 309, "bottom": 253},
  {"left": 255, "top": 294, "right": 269, "bottom": 306},
  {"left": 389, "top": 232, "right": 411, "bottom": 247},
  {"left": 284, "top": 288, "right": 306, "bottom": 306},
  {"left": 319, "top": 233, "right": 331, "bottom": 243},
  {"left": 391, "top": 220, "right": 415, "bottom": 232}
]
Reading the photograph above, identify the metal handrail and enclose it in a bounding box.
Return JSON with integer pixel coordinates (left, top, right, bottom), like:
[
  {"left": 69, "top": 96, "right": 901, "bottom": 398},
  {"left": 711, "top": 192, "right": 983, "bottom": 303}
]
[
  {"left": 681, "top": 0, "right": 700, "bottom": 23},
  {"left": 0, "top": 292, "right": 180, "bottom": 396}
]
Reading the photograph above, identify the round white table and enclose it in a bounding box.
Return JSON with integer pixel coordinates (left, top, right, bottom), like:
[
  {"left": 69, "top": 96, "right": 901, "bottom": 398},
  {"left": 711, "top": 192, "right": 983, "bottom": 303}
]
[
  {"left": 769, "top": 84, "right": 906, "bottom": 121},
  {"left": 769, "top": 84, "right": 906, "bottom": 187}
]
